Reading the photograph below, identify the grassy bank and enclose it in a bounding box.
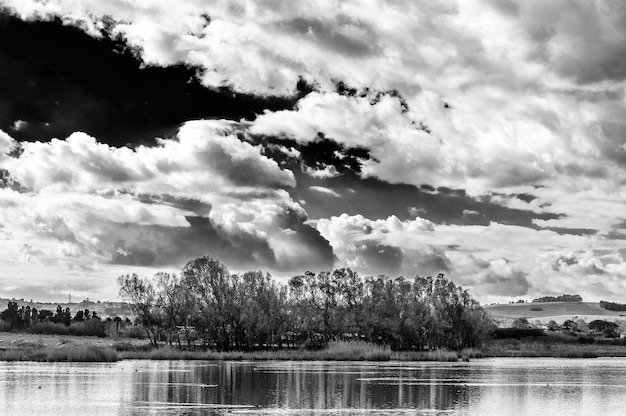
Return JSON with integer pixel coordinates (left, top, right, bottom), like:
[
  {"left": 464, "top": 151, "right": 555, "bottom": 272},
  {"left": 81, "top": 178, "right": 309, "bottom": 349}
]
[
  {"left": 482, "top": 335, "right": 626, "bottom": 358},
  {"left": 0, "top": 344, "right": 118, "bottom": 362},
  {"left": 5, "top": 335, "right": 625, "bottom": 362},
  {"left": 0, "top": 339, "right": 481, "bottom": 363},
  {"left": 119, "top": 342, "right": 483, "bottom": 362}
]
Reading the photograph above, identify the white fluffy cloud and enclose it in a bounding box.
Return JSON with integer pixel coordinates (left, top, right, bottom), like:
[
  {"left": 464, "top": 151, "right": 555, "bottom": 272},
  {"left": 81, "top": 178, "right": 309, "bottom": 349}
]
[
  {"left": 316, "top": 214, "right": 446, "bottom": 276},
  {"left": 316, "top": 213, "right": 626, "bottom": 302},
  {"left": 4, "top": 120, "right": 294, "bottom": 195},
  {"left": 0, "top": 124, "right": 324, "bottom": 277},
  {"left": 2, "top": 0, "right": 626, "bottom": 302},
  {"left": 4, "top": 0, "right": 626, "bottom": 196}
]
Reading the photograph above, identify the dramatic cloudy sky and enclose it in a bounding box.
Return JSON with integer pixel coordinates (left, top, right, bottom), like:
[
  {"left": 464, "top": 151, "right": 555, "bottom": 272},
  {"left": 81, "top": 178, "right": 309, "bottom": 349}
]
[{"left": 1, "top": 0, "right": 625, "bottom": 303}]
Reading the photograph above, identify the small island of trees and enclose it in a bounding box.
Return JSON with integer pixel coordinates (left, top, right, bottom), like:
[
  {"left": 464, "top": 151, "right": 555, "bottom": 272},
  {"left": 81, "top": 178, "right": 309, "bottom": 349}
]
[{"left": 118, "top": 255, "right": 494, "bottom": 352}]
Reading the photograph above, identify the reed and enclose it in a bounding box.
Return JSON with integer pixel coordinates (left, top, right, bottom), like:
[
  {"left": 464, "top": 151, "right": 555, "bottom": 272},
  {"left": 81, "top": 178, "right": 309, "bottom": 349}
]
[
  {"left": 393, "top": 349, "right": 459, "bottom": 362},
  {"left": 0, "top": 345, "right": 119, "bottom": 362},
  {"left": 119, "top": 342, "right": 472, "bottom": 362}
]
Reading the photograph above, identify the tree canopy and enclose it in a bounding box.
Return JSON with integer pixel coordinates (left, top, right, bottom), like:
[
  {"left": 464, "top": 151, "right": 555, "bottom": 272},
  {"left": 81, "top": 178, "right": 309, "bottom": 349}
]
[{"left": 118, "top": 255, "right": 494, "bottom": 351}]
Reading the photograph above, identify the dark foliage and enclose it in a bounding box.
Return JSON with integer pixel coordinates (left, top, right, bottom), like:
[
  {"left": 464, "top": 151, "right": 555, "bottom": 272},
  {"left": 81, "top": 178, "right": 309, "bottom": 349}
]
[
  {"left": 532, "top": 294, "right": 583, "bottom": 303},
  {"left": 599, "top": 301, "right": 626, "bottom": 311},
  {"left": 491, "top": 328, "right": 546, "bottom": 339},
  {"left": 119, "top": 255, "right": 494, "bottom": 351}
]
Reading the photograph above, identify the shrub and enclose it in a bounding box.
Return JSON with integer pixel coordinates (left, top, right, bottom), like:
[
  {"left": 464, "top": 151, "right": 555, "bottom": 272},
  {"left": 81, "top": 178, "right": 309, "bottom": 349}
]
[
  {"left": 69, "top": 319, "right": 106, "bottom": 337},
  {"left": 119, "top": 325, "right": 148, "bottom": 339},
  {"left": 113, "top": 341, "right": 152, "bottom": 352},
  {"left": 491, "top": 328, "right": 546, "bottom": 339},
  {"left": 0, "top": 319, "right": 10, "bottom": 332},
  {"left": 552, "top": 351, "right": 598, "bottom": 359},
  {"left": 31, "top": 322, "right": 70, "bottom": 336},
  {"left": 577, "top": 336, "right": 595, "bottom": 345}
]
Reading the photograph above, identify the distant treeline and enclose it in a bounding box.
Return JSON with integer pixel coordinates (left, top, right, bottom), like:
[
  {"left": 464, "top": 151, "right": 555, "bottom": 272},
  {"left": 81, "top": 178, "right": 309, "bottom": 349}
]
[
  {"left": 118, "top": 255, "right": 494, "bottom": 351},
  {"left": 0, "top": 301, "right": 107, "bottom": 336},
  {"left": 532, "top": 294, "right": 582, "bottom": 303},
  {"left": 599, "top": 301, "right": 626, "bottom": 311}
]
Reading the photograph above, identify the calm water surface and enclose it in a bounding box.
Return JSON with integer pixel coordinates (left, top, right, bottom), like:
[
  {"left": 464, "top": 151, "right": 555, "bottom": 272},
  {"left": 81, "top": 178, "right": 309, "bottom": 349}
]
[{"left": 1, "top": 358, "right": 625, "bottom": 415}]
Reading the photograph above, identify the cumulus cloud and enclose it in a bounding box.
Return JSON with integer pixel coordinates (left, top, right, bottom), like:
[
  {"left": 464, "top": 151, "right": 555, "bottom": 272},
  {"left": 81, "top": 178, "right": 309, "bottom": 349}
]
[
  {"left": 4, "top": 120, "right": 294, "bottom": 195},
  {"left": 4, "top": 0, "right": 626, "bottom": 197},
  {"left": 315, "top": 213, "right": 626, "bottom": 302},
  {"left": 2, "top": 1, "right": 626, "bottom": 302},
  {"left": 0, "top": 125, "right": 333, "bottom": 279},
  {"left": 316, "top": 213, "right": 447, "bottom": 277}
]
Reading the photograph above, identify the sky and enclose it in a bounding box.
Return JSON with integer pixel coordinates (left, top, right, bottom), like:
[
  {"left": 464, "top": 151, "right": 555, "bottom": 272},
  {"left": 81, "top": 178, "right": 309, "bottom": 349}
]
[{"left": 0, "top": 0, "right": 625, "bottom": 304}]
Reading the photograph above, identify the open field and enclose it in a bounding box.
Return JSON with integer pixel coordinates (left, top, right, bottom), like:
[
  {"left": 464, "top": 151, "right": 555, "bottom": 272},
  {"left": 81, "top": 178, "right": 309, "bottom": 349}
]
[{"left": 484, "top": 302, "right": 626, "bottom": 325}]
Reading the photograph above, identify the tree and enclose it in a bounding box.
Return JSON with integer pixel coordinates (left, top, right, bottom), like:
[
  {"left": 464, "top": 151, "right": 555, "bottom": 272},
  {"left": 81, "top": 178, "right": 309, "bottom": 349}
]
[
  {"left": 181, "top": 256, "right": 238, "bottom": 350},
  {"left": 117, "top": 255, "right": 495, "bottom": 352},
  {"left": 512, "top": 317, "right": 530, "bottom": 329},
  {"left": 576, "top": 319, "right": 589, "bottom": 333},
  {"left": 73, "top": 310, "right": 84, "bottom": 322},
  {"left": 118, "top": 274, "right": 162, "bottom": 348},
  {"left": 155, "top": 272, "right": 196, "bottom": 348}
]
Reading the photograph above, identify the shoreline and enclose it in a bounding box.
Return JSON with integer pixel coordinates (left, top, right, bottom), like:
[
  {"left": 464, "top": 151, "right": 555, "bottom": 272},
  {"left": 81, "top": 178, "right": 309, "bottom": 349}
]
[{"left": 2, "top": 333, "right": 626, "bottom": 363}]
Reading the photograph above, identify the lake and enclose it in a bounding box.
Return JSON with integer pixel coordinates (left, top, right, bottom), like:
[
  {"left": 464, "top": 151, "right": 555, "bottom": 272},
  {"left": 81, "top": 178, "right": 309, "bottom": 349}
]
[{"left": 1, "top": 358, "right": 625, "bottom": 415}]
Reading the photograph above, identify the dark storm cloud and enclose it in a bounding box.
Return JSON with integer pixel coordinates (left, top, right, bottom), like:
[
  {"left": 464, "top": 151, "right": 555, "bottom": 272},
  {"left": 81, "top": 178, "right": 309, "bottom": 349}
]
[
  {"left": 361, "top": 243, "right": 403, "bottom": 276},
  {"left": 481, "top": 269, "right": 531, "bottom": 297},
  {"left": 297, "top": 174, "right": 561, "bottom": 229},
  {"left": 104, "top": 207, "right": 335, "bottom": 273},
  {"left": 543, "top": 227, "right": 598, "bottom": 236},
  {"left": 275, "top": 206, "right": 336, "bottom": 271},
  {"left": 251, "top": 134, "right": 572, "bottom": 232},
  {"left": 0, "top": 12, "right": 297, "bottom": 146},
  {"left": 106, "top": 215, "right": 277, "bottom": 269}
]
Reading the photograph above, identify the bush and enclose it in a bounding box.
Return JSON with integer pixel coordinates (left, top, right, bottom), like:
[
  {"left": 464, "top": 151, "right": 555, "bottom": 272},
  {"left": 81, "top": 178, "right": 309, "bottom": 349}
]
[
  {"left": 0, "top": 319, "right": 10, "bottom": 332},
  {"left": 113, "top": 341, "right": 152, "bottom": 352},
  {"left": 599, "top": 301, "right": 626, "bottom": 311},
  {"left": 491, "top": 328, "right": 546, "bottom": 339},
  {"left": 119, "top": 325, "right": 148, "bottom": 339},
  {"left": 31, "top": 322, "right": 70, "bottom": 336},
  {"left": 577, "top": 336, "right": 595, "bottom": 344},
  {"left": 69, "top": 319, "right": 106, "bottom": 337}
]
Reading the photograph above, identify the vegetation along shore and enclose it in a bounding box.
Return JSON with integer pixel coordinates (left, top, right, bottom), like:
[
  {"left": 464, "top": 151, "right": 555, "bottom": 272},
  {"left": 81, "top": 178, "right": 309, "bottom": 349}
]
[{"left": 3, "top": 255, "right": 626, "bottom": 362}]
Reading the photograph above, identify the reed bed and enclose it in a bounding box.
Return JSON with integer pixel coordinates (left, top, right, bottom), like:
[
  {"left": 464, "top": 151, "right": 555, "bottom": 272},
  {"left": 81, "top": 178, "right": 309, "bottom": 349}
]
[
  {"left": 0, "top": 345, "right": 119, "bottom": 362},
  {"left": 118, "top": 341, "right": 472, "bottom": 362},
  {"left": 0, "top": 339, "right": 484, "bottom": 362}
]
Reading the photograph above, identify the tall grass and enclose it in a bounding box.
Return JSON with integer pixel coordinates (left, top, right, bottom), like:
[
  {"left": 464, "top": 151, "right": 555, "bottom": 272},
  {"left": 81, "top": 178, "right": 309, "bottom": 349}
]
[
  {"left": 119, "top": 341, "right": 391, "bottom": 361},
  {"left": 119, "top": 342, "right": 474, "bottom": 362},
  {"left": 0, "top": 339, "right": 484, "bottom": 362},
  {"left": 0, "top": 345, "right": 118, "bottom": 362},
  {"left": 30, "top": 321, "right": 106, "bottom": 337},
  {"left": 393, "top": 349, "right": 459, "bottom": 362},
  {"left": 322, "top": 341, "right": 391, "bottom": 361}
]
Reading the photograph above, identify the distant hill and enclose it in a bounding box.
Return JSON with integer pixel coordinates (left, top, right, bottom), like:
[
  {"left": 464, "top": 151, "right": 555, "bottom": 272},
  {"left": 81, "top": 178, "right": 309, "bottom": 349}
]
[{"left": 484, "top": 302, "right": 626, "bottom": 326}]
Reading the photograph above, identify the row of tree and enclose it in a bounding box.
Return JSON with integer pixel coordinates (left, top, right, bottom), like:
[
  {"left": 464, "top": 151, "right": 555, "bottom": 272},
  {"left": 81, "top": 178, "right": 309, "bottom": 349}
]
[
  {"left": 0, "top": 301, "right": 101, "bottom": 331},
  {"left": 118, "top": 255, "right": 494, "bottom": 351},
  {"left": 532, "top": 294, "right": 583, "bottom": 303},
  {"left": 599, "top": 301, "right": 626, "bottom": 311}
]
